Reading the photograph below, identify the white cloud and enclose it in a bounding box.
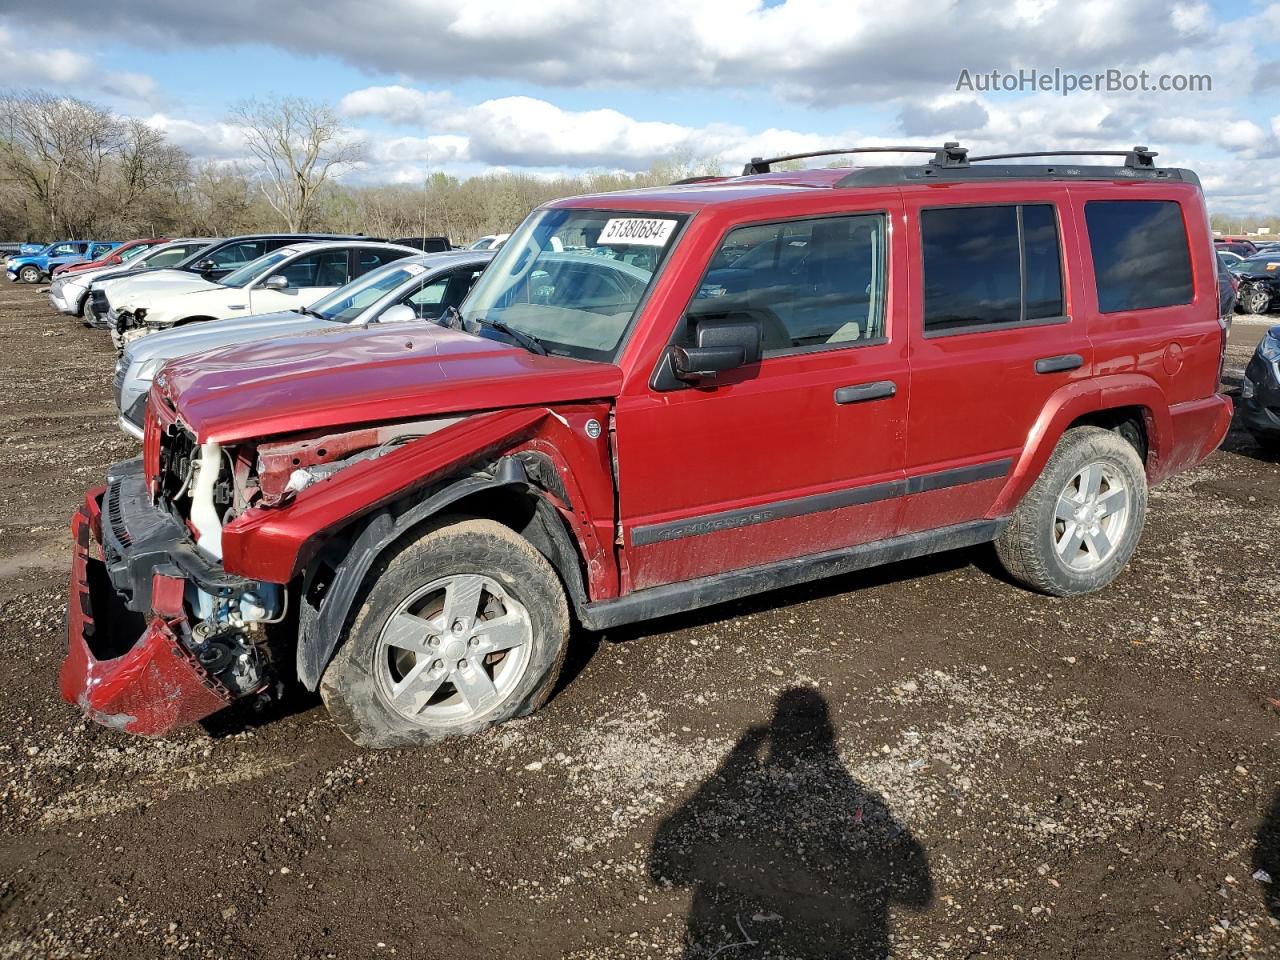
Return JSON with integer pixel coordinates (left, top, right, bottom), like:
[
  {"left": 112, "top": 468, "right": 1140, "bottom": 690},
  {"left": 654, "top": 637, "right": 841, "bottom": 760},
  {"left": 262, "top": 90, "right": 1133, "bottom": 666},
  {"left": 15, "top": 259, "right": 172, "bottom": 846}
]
[
  {"left": 0, "top": 27, "right": 158, "bottom": 105},
  {"left": 25, "top": 0, "right": 1239, "bottom": 103}
]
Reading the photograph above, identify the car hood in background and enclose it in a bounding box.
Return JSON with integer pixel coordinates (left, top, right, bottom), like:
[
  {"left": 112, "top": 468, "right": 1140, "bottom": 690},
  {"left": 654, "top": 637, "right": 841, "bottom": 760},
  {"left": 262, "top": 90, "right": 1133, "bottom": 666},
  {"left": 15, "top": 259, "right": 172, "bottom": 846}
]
[{"left": 158, "top": 322, "right": 623, "bottom": 444}]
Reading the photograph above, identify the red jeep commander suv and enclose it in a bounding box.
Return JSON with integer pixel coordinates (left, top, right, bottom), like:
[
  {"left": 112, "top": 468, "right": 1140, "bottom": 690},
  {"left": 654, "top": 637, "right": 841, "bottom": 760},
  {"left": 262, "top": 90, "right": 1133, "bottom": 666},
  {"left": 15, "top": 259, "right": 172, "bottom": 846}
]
[{"left": 63, "top": 144, "right": 1231, "bottom": 746}]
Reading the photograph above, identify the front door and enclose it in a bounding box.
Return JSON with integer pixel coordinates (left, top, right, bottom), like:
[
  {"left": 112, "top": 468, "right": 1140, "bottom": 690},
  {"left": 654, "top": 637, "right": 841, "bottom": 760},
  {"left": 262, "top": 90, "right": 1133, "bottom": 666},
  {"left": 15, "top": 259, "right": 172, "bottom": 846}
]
[
  {"left": 614, "top": 206, "right": 910, "bottom": 592},
  {"left": 249, "top": 248, "right": 353, "bottom": 314}
]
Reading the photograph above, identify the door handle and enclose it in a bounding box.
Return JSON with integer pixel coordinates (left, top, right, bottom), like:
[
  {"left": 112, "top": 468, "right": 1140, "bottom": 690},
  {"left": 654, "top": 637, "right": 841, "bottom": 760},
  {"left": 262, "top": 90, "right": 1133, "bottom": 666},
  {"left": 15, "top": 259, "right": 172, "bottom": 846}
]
[
  {"left": 834, "top": 380, "right": 897, "bottom": 404},
  {"left": 1034, "top": 354, "right": 1084, "bottom": 374}
]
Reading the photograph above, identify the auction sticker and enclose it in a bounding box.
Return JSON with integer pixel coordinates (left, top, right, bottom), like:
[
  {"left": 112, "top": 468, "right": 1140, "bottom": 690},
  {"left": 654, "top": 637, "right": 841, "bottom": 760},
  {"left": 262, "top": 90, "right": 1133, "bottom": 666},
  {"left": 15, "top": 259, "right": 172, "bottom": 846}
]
[{"left": 598, "top": 218, "right": 677, "bottom": 246}]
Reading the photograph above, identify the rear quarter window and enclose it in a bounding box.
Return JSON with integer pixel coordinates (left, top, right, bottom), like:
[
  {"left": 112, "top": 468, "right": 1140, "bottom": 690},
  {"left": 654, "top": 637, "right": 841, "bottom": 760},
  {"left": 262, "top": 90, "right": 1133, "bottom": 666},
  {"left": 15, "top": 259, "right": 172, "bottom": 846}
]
[{"left": 1084, "top": 200, "right": 1194, "bottom": 313}]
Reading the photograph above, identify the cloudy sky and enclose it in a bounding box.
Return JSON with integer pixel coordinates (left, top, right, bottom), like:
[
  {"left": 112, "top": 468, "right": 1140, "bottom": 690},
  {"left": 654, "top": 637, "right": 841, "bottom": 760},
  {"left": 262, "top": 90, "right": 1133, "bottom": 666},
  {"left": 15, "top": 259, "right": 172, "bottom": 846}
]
[{"left": 1, "top": 0, "right": 1278, "bottom": 213}]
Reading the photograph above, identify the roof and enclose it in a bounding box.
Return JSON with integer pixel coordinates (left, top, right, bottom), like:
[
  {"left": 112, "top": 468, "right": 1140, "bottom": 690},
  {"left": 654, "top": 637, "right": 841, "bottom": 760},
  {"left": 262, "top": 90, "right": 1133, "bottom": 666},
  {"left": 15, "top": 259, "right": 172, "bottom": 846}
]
[{"left": 551, "top": 144, "right": 1201, "bottom": 214}]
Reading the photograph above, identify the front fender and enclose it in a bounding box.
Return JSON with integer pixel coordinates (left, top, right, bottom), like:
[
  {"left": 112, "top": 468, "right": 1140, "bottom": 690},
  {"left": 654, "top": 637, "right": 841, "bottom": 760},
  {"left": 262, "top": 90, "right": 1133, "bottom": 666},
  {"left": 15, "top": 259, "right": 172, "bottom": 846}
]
[
  {"left": 987, "top": 373, "right": 1170, "bottom": 517},
  {"left": 221, "top": 407, "right": 550, "bottom": 584}
]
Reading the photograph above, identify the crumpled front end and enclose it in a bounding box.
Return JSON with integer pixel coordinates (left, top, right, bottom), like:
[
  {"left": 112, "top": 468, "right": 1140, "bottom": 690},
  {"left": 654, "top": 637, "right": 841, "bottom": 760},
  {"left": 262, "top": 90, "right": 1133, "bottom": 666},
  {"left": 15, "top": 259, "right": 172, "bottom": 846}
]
[
  {"left": 61, "top": 487, "right": 233, "bottom": 735},
  {"left": 60, "top": 453, "right": 285, "bottom": 737}
]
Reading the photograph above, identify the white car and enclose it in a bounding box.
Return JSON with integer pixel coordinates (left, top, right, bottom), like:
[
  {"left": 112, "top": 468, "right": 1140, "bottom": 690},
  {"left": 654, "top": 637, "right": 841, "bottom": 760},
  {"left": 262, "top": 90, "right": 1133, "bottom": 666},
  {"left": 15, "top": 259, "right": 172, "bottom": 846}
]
[
  {"left": 112, "top": 240, "right": 420, "bottom": 351},
  {"left": 48, "top": 239, "right": 214, "bottom": 318},
  {"left": 468, "top": 233, "right": 510, "bottom": 250}
]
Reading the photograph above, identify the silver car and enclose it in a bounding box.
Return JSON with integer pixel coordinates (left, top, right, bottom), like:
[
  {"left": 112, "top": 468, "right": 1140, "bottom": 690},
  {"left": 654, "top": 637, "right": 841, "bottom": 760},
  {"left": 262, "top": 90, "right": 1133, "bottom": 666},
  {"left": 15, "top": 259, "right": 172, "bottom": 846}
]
[
  {"left": 49, "top": 239, "right": 215, "bottom": 319},
  {"left": 114, "top": 249, "right": 493, "bottom": 437}
]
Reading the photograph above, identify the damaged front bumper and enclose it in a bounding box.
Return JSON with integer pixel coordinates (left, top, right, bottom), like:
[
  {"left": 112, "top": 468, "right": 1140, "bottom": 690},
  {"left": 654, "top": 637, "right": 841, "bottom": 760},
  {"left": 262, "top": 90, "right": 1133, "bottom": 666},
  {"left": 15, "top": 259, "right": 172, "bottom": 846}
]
[{"left": 61, "top": 461, "right": 276, "bottom": 735}]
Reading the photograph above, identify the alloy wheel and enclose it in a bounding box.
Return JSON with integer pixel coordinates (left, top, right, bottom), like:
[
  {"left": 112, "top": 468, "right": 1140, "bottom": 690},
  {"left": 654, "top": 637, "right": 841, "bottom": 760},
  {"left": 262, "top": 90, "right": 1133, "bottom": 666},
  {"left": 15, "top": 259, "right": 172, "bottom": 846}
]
[
  {"left": 1053, "top": 461, "right": 1130, "bottom": 572},
  {"left": 374, "top": 574, "right": 533, "bottom": 726}
]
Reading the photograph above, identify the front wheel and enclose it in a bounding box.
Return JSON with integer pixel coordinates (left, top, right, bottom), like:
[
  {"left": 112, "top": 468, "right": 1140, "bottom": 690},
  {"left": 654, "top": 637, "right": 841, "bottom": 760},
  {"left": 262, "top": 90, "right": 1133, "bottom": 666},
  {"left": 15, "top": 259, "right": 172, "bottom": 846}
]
[
  {"left": 995, "top": 426, "right": 1148, "bottom": 596},
  {"left": 1243, "top": 284, "right": 1272, "bottom": 315},
  {"left": 320, "top": 517, "right": 570, "bottom": 748},
  {"left": 19, "top": 265, "right": 41, "bottom": 284}
]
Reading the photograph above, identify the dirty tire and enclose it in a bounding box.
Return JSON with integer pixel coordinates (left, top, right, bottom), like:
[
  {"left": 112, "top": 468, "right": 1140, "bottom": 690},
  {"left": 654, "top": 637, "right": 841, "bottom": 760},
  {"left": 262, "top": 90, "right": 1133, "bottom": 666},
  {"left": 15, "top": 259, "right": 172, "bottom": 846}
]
[
  {"left": 19, "top": 265, "right": 40, "bottom": 284},
  {"left": 995, "top": 426, "right": 1147, "bottom": 597},
  {"left": 320, "top": 517, "right": 570, "bottom": 748}
]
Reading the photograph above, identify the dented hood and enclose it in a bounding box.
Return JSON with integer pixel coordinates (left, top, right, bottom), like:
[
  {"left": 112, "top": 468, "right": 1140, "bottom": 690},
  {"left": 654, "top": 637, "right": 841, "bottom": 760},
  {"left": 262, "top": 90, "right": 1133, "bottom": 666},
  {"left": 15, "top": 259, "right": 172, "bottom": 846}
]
[{"left": 158, "top": 321, "right": 623, "bottom": 444}]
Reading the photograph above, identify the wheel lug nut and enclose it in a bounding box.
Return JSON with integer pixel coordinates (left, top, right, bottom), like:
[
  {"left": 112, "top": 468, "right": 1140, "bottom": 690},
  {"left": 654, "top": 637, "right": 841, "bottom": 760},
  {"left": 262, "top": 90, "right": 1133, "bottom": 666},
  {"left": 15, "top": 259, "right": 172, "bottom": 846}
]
[
  {"left": 428, "top": 636, "right": 439, "bottom": 648},
  {"left": 468, "top": 637, "right": 479, "bottom": 648},
  {"left": 452, "top": 620, "right": 465, "bottom": 633},
  {"left": 431, "top": 659, "right": 443, "bottom": 672},
  {"left": 458, "top": 659, "right": 468, "bottom": 670}
]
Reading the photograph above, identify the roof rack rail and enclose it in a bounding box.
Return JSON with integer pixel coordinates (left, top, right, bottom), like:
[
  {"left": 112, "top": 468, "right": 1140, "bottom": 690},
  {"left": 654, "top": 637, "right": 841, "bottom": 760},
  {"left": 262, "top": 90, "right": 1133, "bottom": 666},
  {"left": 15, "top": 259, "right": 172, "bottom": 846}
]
[
  {"left": 967, "top": 146, "right": 1157, "bottom": 169},
  {"left": 742, "top": 143, "right": 968, "bottom": 175}
]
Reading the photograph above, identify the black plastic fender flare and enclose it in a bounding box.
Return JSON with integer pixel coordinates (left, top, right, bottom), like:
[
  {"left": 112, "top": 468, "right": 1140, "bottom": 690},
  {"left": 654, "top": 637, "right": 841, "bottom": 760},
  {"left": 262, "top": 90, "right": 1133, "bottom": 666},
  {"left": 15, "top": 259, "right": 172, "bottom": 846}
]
[{"left": 294, "top": 456, "right": 590, "bottom": 690}]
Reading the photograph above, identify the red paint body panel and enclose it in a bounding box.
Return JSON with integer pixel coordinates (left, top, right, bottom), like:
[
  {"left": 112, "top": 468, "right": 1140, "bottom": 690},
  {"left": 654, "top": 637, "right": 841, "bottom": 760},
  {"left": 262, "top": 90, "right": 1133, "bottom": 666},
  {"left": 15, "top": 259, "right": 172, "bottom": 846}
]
[
  {"left": 158, "top": 322, "right": 622, "bottom": 445},
  {"left": 61, "top": 494, "right": 231, "bottom": 735}
]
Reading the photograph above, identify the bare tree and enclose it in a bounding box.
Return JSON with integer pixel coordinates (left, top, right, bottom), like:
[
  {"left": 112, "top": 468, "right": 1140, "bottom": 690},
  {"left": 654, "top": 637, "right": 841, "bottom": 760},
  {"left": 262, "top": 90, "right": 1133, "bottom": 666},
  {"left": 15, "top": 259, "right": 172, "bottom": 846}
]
[
  {"left": 230, "top": 96, "right": 364, "bottom": 231},
  {"left": 0, "top": 90, "right": 121, "bottom": 235}
]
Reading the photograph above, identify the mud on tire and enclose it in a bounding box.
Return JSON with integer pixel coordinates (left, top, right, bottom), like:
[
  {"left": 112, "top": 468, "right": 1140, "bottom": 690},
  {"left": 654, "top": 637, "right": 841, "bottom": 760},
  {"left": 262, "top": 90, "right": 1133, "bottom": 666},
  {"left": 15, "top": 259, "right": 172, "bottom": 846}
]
[
  {"left": 995, "top": 426, "right": 1148, "bottom": 597},
  {"left": 320, "top": 516, "right": 570, "bottom": 748}
]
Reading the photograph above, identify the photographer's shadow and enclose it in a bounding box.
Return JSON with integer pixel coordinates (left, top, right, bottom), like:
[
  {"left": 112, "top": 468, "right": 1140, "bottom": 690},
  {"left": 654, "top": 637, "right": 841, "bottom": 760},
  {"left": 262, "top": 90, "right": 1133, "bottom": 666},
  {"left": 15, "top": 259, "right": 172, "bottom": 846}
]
[
  {"left": 649, "top": 688, "right": 932, "bottom": 959},
  {"left": 1255, "top": 788, "right": 1280, "bottom": 920}
]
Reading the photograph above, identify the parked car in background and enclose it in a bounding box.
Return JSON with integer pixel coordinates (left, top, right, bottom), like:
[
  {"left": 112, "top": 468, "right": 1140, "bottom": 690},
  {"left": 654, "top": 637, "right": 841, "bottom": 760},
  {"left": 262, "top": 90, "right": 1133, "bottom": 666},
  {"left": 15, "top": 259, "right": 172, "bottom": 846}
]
[
  {"left": 61, "top": 145, "right": 1232, "bottom": 743},
  {"left": 1215, "top": 237, "right": 1259, "bottom": 258},
  {"left": 468, "top": 233, "right": 510, "bottom": 250},
  {"left": 6, "top": 241, "right": 120, "bottom": 283},
  {"left": 51, "top": 239, "right": 214, "bottom": 319},
  {"left": 90, "top": 233, "right": 375, "bottom": 328},
  {"left": 393, "top": 236, "right": 452, "bottom": 252},
  {"left": 113, "top": 249, "right": 493, "bottom": 435},
  {"left": 51, "top": 237, "right": 164, "bottom": 278},
  {"left": 111, "top": 239, "right": 420, "bottom": 351},
  {"left": 1217, "top": 252, "right": 1239, "bottom": 318},
  {"left": 0, "top": 242, "right": 27, "bottom": 263},
  {"left": 1217, "top": 250, "right": 1244, "bottom": 266},
  {"left": 1228, "top": 254, "right": 1280, "bottom": 314},
  {"left": 1241, "top": 325, "right": 1280, "bottom": 450}
]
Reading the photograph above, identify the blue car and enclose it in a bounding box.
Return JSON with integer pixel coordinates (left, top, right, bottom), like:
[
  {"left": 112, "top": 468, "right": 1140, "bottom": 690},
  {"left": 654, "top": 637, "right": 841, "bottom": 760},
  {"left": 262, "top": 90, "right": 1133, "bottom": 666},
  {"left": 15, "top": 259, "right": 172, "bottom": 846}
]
[{"left": 7, "top": 240, "right": 121, "bottom": 284}]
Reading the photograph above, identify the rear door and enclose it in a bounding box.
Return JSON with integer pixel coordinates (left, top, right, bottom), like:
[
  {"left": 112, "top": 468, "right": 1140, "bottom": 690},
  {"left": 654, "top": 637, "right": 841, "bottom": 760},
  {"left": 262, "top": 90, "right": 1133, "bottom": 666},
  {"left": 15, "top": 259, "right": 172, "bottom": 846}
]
[
  {"left": 613, "top": 203, "right": 911, "bottom": 591},
  {"left": 900, "top": 190, "right": 1093, "bottom": 532}
]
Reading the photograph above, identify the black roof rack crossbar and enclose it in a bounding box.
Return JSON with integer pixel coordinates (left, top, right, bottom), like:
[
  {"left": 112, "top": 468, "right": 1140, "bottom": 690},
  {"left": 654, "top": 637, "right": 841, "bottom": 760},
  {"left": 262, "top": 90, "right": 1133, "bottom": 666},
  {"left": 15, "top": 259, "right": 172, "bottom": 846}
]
[
  {"left": 742, "top": 143, "right": 969, "bottom": 175},
  {"left": 967, "top": 146, "right": 1157, "bottom": 169}
]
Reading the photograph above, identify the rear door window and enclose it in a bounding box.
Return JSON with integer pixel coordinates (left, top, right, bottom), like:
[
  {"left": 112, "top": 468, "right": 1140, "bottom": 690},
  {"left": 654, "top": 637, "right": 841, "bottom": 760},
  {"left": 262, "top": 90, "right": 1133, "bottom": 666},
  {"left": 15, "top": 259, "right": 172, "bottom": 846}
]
[
  {"left": 357, "top": 247, "right": 410, "bottom": 274},
  {"left": 209, "top": 241, "right": 266, "bottom": 269},
  {"left": 921, "top": 203, "right": 1064, "bottom": 334},
  {"left": 1084, "top": 200, "right": 1193, "bottom": 312}
]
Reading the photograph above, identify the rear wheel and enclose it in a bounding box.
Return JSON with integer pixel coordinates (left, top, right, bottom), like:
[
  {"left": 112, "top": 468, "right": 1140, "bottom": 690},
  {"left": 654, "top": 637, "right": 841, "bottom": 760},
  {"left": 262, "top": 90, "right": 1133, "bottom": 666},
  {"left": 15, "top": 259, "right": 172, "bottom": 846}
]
[
  {"left": 320, "top": 517, "right": 570, "bottom": 747},
  {"left": 995, "top": 427, "right": 1147, "bottom": 596},
  {"left": 19, "top": 265, "right": 40, "bottom": 284}
]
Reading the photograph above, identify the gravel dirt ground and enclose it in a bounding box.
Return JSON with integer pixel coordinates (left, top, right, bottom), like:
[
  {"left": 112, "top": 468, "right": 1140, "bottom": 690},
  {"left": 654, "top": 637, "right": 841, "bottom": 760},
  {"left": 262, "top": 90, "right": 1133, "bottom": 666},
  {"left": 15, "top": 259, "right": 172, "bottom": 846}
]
[{"left": 0, "top": 283, "right": 1276, "bottom": 959}]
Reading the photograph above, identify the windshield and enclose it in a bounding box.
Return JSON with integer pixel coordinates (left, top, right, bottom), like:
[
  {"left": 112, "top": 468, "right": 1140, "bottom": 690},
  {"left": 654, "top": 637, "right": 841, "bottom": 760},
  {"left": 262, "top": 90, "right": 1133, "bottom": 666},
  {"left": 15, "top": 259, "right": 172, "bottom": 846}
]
[
  {"left": 460, "top": 208, "right": 685, "bottom": 361},
  {"left": 309, "top": 261, "right": 424, "bottom": 323},
  {"left": 118, "top": 244, "right": 150, "bottom": 262},
  {"left": 220, "top": 250, "right": 291, "bottom": 288}
]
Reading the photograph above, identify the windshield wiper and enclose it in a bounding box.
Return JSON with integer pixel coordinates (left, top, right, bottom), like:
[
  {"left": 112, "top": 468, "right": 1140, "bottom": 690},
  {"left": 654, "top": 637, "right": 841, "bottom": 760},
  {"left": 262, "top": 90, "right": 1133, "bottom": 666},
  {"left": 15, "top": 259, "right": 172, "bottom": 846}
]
[
  {"left": 474, "top": 317, "right": 548, "bottom": 356},
  {"left": 297, "top": 306, "right": 331, "bottom": 320}
]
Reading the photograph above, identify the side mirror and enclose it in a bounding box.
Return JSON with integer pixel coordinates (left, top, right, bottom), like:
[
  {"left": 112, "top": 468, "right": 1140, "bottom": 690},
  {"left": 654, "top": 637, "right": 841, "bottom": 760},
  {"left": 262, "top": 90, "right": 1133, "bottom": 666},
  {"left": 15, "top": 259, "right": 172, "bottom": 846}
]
[
  {"left": 670, "top": 316, "right": 763, "bottom": 381},
  {"left": 263, "top": 274, "right": 289, "bottom": 291},
  {"left": 378, "top": 303, "right": 418, "bottom": 324},
  {"left": 196, "top": 259, "right": 216, "bottom": 274}
]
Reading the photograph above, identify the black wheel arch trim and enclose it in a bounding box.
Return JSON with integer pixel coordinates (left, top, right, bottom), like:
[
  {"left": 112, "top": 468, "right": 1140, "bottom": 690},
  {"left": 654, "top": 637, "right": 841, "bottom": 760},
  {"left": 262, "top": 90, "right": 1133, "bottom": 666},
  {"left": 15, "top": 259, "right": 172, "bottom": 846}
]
[{"left": 295, "top": 456, "right": 590, "bottom": 690}]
